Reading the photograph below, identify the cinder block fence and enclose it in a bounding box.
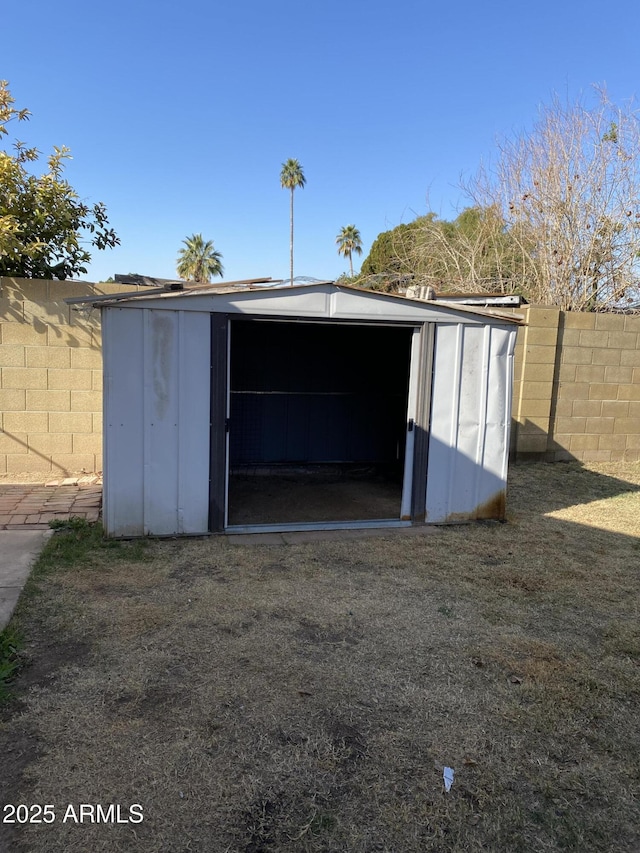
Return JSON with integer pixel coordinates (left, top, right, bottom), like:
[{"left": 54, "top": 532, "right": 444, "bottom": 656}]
[
  {"left": 0, "top": 277, "right": 145, "bottom": 475},
  {"left": 511, "top": 306, "right": 640, "bottom": 462},
  {"left": 1, "top": 277, "right": 639, "bottom": 474}
]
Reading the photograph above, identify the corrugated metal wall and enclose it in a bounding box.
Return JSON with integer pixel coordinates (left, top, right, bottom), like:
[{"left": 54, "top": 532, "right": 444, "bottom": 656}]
[
  {"left": 103, "top": 308, "right": 211, "bottom": 536},
  {"left": 426, "top": 322, "right": 515, "bottom": 522}
]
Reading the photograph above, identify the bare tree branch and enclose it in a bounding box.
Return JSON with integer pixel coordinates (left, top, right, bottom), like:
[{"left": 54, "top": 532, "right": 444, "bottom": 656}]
[{"left": 462, "top": 87, "right": 640, "bottom": 309}]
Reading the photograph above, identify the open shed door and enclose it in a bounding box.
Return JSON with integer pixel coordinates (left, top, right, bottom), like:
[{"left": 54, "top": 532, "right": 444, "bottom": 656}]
[
  {"left": 225, "top": 318, "right": 414, "bottom": 529},
  {"left": 400, "top": 324, "right": 433, "bottom": 520}
]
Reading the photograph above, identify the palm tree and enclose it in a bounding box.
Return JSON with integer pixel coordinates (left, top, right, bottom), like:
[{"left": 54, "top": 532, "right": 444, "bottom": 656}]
[
  {"left": 176, "top": 234, "right": 224, "bottom": 283},
  {"left": 280, "top": 158, "right": 306, "bottom": 285},
  {"left": 336, "top": 225, "right": 363, "bottom": 277}
]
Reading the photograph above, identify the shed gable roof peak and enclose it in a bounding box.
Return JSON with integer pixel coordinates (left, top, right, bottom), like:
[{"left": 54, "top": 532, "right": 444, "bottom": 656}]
[{"left": 67, "top": 279, "right": 522, "bottom": 324}]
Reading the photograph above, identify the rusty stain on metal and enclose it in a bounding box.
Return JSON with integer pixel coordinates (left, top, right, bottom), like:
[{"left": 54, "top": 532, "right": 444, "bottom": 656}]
[
  {"left": 440, "top": 489, "right": 507, "bottom": 524},
  {"left": 474, "top": 488, "right": 506, "bottom": 520}
]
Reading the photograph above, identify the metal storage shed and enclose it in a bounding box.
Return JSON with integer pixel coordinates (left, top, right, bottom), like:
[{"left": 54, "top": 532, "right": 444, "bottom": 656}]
[{"left": 87, "top": 281, "right": 521, "bottom": 537}]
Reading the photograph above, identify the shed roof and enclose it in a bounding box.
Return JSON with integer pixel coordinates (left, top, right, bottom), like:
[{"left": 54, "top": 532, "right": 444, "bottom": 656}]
[{"left": 68, "top": 280, "right": 524, "bottom": 325}]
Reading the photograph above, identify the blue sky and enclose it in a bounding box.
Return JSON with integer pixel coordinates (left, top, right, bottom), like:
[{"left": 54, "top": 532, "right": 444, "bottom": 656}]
[{"left": 3, "top": 0, "right": 639, "bottom": 283}]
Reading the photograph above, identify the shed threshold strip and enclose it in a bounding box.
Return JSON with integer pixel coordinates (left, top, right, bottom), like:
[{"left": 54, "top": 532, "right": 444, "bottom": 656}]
[{"left": 225, "top": 519, "right": 411, "bottom": 535}]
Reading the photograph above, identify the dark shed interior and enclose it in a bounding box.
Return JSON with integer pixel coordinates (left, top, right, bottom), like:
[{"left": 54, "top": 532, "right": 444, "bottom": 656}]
[{"left": 227, "top": 320, "right": 413, "bottom": 525}]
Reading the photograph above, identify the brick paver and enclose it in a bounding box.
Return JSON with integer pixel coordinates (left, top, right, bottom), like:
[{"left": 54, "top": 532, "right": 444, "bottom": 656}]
[{"left": 0, "top": 483, "right": 102, "bottom": 529}]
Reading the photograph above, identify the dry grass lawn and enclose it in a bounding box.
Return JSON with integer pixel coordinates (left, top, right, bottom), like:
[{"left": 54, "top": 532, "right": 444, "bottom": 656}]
[{"left": 1, "top": 461, "right": 640, "bottom": 852}]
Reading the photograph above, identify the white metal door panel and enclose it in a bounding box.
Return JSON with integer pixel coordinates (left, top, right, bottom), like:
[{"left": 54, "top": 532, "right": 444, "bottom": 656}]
[
  {"left": 426, "top": 323, "right": 516, "bottom": 522},
  {"left": 426, "top": 324, "right": 461, "bottom": 522},
  {"left": 483, "top": 326, "right": 515, "bottom": 483},
  {"left": 142, "top": 310, "right": 180, "bottom": 535},
  {"left": 142, "top": 310, "right": 211, "bottom": 535},
  {"left": 176, "top": 311, "right": 211, "bottom": 534},
  {"left": 103, "top": 308, "right": 211, "bottom": 536},
  {"left": 450, "top": 325, "right": 488, "bottom": 515},
  {"left": 103, "top": 308, "right": 146, "bottom": 537}
]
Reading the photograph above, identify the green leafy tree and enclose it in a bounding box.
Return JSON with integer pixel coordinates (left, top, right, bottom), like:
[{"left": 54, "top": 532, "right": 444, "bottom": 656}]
[
  {"left": 0, "top": 80, "right": 119, "bottom": 279},
  {"left": 361, "top": 209, "right": 529, "bottom": 295},
  {"left": 280, "top": 158, "right": 306, "bottom": 285},
  {"left": 336, "top": 224, "right": 363, "bottom": 277},
  {"left": 360, "top": 229, "right": 397, "bottom": 277},
  {"left": 359, "top": 219, "right": 426, "bottom": 291},
  {"left": 176, "top": 233, "right": 224, "bottom": 283},
  {"left": 410, "top": 207, "right": 529, "bottom": 294}
]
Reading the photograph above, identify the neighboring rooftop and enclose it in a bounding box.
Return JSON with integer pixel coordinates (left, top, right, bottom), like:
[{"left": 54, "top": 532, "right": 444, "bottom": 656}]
[{"left": 111, "top": 274, "right": 279, "bottom": 290}]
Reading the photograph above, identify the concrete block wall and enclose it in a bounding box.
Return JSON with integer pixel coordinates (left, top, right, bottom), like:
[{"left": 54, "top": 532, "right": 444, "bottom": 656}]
[
  {"left": 511, "top": 306, "right": 640, "bottom": 462},
  {"left": 511, "top": 307, "right": 561, "bottom": 457},
  {"left": 0, "top": 277, "right": 145, "bottom": 475},
  {"left": 551, "top": 311, "right": 640, "bottom": 462}
]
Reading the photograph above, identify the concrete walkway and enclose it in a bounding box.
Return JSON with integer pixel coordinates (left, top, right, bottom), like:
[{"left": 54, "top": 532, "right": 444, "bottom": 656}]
[
  {"left": 0, "top": 482, "right": 102, "bottom": 630},
  {"left": 0, "top": 530, "right": 54, "bottom": 630}
]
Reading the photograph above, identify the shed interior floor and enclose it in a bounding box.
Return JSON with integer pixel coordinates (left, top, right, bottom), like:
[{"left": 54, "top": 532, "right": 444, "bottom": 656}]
[{"left": 227, "top": 465, "right": 402, "bottom": 526}]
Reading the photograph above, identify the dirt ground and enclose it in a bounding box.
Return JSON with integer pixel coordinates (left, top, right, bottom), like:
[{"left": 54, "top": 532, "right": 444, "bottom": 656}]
[
  {"left": 1, "top": 461, "right": 639, "bottom": 852},
  {"left": 228, "top": 467, "right": 402, "bottom": 525}
]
